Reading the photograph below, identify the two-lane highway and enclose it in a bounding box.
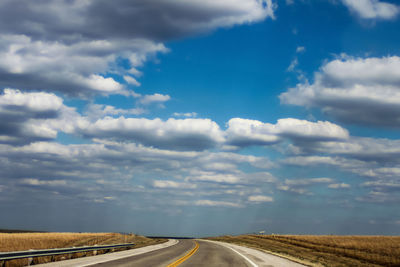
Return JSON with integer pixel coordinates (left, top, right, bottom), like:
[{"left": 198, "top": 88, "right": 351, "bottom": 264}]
[
  {"left": 36, "top": 238, "right": 306, "bottom": 266},
  {"left": 87, "top": 239, "right": 253, "bottom": 267}
]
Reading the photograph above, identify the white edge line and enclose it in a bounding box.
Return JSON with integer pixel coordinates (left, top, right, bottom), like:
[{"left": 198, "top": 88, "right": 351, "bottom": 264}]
[
  {"left": 198, "top": 240, "right": 258, "bottom": 267},
  {"left": 225, "top": 246, "right": 258, "bottom": 267}
]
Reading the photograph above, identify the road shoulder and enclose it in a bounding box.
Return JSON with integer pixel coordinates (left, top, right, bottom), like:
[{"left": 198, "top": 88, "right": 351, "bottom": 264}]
[
  {"left": 34, "top": 239, "right": 178, "bottom": 267},
  {"left": 200, "top": 239, "right": 309, "bottom": 267}
]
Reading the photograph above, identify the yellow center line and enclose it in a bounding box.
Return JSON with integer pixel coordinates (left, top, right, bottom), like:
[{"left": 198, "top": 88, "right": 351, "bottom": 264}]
[{"left": 167, "top": 241, "right": 199, "bottom": 267}]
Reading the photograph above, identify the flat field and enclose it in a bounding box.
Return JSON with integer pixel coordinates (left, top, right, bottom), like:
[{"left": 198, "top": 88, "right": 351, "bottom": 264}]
[
  {"left": 0, "top": 232, "right": 164, "bottom": 267},
  {"left": 209, "top": 234, "right": 400, "bottom": 267}
]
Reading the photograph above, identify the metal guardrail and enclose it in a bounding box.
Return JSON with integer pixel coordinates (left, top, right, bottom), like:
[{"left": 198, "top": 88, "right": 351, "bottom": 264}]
[{"left": 0, "top": 243, "right": 134, "bottom": 261}]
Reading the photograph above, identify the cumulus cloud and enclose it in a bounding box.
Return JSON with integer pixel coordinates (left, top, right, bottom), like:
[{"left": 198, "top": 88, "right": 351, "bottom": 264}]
[
  {"left": 248, "top": 195, "right": 274, "bottom": 202},
  {"left": 3, "top": 89, "right": 351, "bottom": 153},
  {"left": 0, "top": 139, "right": 275, "bottom": 203},
  {"left": 140, "top": 93, "right": 171, "bottom": 105},
  {"left": 328, "top": 183, "right": 351, "bottom": 189},
  {"left": 360, "top": 167, "right": 400, "bottom": 179},
  {"left": 226, "top": 118, "right": 348, "bottom": 147},
  {"left": 280, "top": 56, "right": 400, "bottom": 127},
  {"left": 84, "top": 104, "right": 145, "bottom": 119},
  {"left": 0, "top": 136, "right": 281, "bottom": 211},
  {"left": 195, "top": 199, "right": 242, "bottom": 208},
  {"left": 0, "top": 89, "right": 79, "bottom": 144},
  {"left": 0, "top": 0, "right": 274, "bottom": 96},
  {"left": 0, "top": 35, "right": 163, "bottom": 96},
  {"left": 82, "top": 117, "right": 225, "bottom": 151},
  {"left": 283, "top": 156, "right": 342, "bottom": 166},
  {"left": 226, "top": 118, "right": 280, "bottom": 146},
  {"left": 284, "top": 177, "right": 334, "bottom": 186},
  {"left": 310, "top": 137, "right": 400, "bottom": 163},
  {"left": 187, "top": 172, "right": 241, "bottom": 184},
  {"left": 275, "top": 118, "right": 349, "bottom": 141},
  {"left": 341, "top": 0, "right": 399, "bottom": 20},
  {"left": 153, "top": 180, "right": 197, "bottom": 189},
  {"left": 362, "top": 180, "right": 400, "bottom": 190},
  {"left": 277, "top": 177, "right": 335, "bottom": 195},
  {"left": 282, "top": 156, "right": 368, "bottom": 172},
  {"left": 20, "top": 178, "right": 67, "bottom": 186}
]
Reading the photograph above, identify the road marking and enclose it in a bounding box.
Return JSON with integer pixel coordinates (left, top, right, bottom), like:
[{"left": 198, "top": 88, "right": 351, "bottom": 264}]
[
  {"left": 225, "top": 246, "right": 258, "bottom": 267},
  {"left": 167, "top": 241, "right": 199, "bottom": 267}
]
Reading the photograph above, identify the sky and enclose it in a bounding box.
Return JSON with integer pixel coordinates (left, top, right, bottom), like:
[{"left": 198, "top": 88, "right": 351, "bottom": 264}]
[{"left": 0, "top": 0, "right": 400, "bottom": 237}]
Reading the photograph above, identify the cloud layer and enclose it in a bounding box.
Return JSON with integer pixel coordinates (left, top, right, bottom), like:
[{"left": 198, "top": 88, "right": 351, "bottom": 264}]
[
  {"left": 0, "top": 0, "right": 274, "bottom": 96},
  {"left": 280, "top": 56, "right": 400, "bottom": 127}
]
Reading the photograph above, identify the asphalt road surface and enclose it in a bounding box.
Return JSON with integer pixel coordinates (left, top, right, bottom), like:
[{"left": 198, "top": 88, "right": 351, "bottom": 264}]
[
  {"left": 87, "top": 239, "right": 252, "bottom": 267},
  {"left": 35, "top": 239, "right": 306, "bottom": 267}
]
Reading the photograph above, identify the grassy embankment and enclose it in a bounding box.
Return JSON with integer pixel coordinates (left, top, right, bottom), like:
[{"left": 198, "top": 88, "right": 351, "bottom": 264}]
[
  {"left": 209, "top": 234, "right": 400, "bottom": 267},
  {"left": 0, "top": 232, "right": 165, "bottom": 267}
]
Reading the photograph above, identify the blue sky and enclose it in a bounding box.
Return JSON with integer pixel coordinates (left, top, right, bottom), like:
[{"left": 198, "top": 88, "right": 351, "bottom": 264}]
[{"left": 1, "top": 0, "right": 400, "bottom": 236}]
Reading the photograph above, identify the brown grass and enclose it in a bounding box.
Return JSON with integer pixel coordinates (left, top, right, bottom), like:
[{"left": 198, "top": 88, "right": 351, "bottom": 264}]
[
  {"left": 0, "top": 232, "right": 166, "bottom": 267},
  {"left": 208, "top": 234, "right": 400, "bottom": 267}
]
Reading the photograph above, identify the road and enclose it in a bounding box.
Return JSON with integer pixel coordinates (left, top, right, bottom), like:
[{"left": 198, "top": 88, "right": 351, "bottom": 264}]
[
  {"left": 35, "top": 239, "right": 306, "bottom": 267},
  {"left": 87, "top": 239, "right": 252, "bottom": 267}
]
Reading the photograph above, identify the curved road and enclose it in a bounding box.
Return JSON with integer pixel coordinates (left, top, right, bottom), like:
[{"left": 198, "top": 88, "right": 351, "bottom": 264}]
[
  {"left": 88, "top": 239, "right": 252, "bottom": 267},
  {"left": 35, "top": 239, "right": 306, "bottom": 267}
]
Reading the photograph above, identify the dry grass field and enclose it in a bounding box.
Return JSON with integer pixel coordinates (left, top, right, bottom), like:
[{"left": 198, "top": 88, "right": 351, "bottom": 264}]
[
  {"left": 0, "top": 232, "right": 165, "bottom": 267},
  {"left": 209, "top": 234, "right": 400, "bottom": 267}
]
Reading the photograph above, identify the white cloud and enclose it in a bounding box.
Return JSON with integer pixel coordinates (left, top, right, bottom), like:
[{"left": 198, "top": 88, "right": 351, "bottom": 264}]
[
  {"left": 195, "top": 199, "right": 242, "bottom": 208},
  {"left": 328, "top": 183, "right": 351, "bottom": 189},
  {"left": 85, "top": 104, "right": 145, "bottom": 119},
  {"left": 357, "top": 190, "right": 399, "bottom": 203},
  {"left": 20, "top": 178, "right": 67, "bottom": 186},
  {"left": 123, "top": 75, "right": 141, "bottom": 87},
  {"left": 0, "top": 35, "right": 163, "bottom": 96},
  {"left": 173, "top": 112, "right": 198, "bottom": 118},
  {"left": 226, "top": 118, "right": 348, "bottom": 147},
  {"left": 80, "top": 74, "right": 124, "bottom": 93},
  {"left": 0, "top": 0, "right": 274, "bottom": 96},
  {"left": 341, "top": 0, "right": 399, "bottom": 20},
  {"left": 226, "top": 118, "right": 280, "bottom": 146},
  {"left": 140, "top": 93, "right": 171, "bottom": 105},
  {"left": 275, "top": 118, "right": 349, "bottom": 140},
  {"left": 277, "top": 177, "right": 336, "bottom": 195},
  {"left": 280, "top": 56, "right": 400, "bottom": 127},
  {"left": 283, "top": 156, "right": 341, "bottom": 166},
  {"left": 153, "top": 180, "right": 197, "bottom": 189},
  {"left": 311, "top": 137, "right": 400, "bottom": 162},
  {"left": 0, "top": 89, "right": 82, "bottom": 144},
  {"left": 188, "top": 172, "right": 241, "bottom": 184},
  {"left": 0, "top": 88, "right": 63, "bottom": 111},
  {"left": 296, "top": 46, "right": 306, "bottom": 53},
  {"left": 248, "top": 195, "right": 274, "bottom": 202},
  {"left": 360, "top": 167, "right": 400, "bottom": 179},
  {"left": 362, "top": 180, "right": 400, "bottom": 189},
  {"left": 83, "top": 117, "right": 225, "bottom": 151},
  {"left": 277, "top": 185, "right": 309, "bottom": 195},
  {"left": 287, "top": 58, "right": 298, "bottom": 72},
  {"left": 284, "top": 177, "right": 334, "bottom": 186}
]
